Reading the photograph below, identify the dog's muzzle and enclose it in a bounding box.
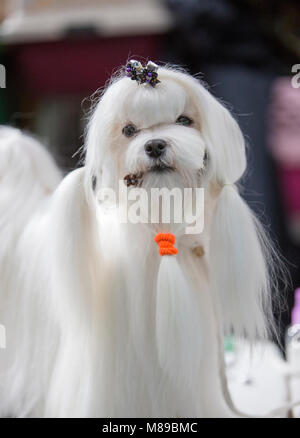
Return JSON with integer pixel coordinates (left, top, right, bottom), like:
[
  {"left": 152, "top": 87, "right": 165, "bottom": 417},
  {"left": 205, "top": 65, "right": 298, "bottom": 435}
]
[
  {"left": 144, "top": 139, "right": 174, "bottom": 172},
  {"left": 144, "top": 139, "right": 167, "bottom": 159},
  {"left": 124, "top": 139, "right": 174, "bottom": 186}
]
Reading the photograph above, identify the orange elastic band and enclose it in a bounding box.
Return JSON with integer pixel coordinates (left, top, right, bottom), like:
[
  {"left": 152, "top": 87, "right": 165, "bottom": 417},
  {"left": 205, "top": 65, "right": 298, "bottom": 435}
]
[{"left": 154, "top": 232, "right": 178, "bottom": 256}]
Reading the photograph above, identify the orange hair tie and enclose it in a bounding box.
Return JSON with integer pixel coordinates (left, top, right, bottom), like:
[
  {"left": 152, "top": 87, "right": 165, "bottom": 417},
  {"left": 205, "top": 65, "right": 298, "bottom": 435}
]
[{"left": 154, "top": 233, "right": 178, "bottom": 256}]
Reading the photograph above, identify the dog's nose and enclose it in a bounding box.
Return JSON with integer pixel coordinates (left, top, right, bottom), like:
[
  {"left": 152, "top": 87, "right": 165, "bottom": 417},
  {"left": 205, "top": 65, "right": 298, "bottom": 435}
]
[{"left": 144, "top": 139, "right": 167, "bottom": 159}]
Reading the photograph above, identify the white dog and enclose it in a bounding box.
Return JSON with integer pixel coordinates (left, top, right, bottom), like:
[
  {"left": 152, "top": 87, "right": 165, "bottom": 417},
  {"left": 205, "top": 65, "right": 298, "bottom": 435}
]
[{"left": 0, "top": 63, "right": 280, "bottom": 417}]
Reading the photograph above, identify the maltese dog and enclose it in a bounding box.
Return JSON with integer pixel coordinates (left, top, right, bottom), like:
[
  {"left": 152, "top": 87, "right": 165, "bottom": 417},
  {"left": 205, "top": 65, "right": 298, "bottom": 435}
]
[{"left": 0, "top": 61, "right": 279, "bottom": 417}]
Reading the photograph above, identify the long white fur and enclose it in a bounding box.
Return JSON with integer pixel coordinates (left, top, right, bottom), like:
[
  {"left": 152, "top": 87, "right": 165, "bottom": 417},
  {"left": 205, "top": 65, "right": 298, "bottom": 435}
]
[{"left": 0, "top": 66, "right": 280, "bottom": 417}]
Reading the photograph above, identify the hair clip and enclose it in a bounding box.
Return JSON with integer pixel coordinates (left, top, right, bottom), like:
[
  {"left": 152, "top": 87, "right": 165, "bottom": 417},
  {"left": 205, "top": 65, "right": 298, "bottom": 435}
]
[{"left": 125, "top": 60, "right": 160, "bottom": 87}]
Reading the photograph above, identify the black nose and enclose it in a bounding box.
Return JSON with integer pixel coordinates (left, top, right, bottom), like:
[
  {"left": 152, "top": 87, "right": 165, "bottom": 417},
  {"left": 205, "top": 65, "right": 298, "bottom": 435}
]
[{"left": 144, "top": 139, "right": 167, "bottom": 159}]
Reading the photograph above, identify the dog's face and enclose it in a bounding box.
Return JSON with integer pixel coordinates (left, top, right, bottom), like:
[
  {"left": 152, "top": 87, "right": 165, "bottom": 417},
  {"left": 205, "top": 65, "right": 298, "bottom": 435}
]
[
  {"left": 85, "top": 66, "right": 246, "bottom": 197},
  {"left": 85, "top": 70, "right": 217, "bottom": 197},
  {"left": 114, "top": 79, "right": 207, "bottom": 190}
]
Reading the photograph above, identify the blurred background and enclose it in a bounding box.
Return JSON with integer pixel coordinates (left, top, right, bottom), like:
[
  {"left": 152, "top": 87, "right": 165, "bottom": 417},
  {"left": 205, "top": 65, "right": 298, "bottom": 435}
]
[{"left": 0, "top": 0, "right": 299, "bottom": 347}]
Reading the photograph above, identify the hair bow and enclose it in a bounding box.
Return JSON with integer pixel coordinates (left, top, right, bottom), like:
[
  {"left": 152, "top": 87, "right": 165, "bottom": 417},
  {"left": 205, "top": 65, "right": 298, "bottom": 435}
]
[{"left": 125, "top": 60, "right": 160, "bottom": 87}]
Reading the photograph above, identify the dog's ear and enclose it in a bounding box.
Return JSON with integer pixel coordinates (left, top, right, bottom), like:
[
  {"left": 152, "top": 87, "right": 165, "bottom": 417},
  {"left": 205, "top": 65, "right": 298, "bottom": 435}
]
[
  {"left": 47, "top": 168, "right": 105, "bottom": 327},
  {"left": 209, "top": 184, "right": 276, "bottom": 339},
  {"left": 186, "top": 77, "right": 277, "bottom": 339},
  {"left": 45, "top": 168, "right": 113, "bottom": 415},
  {"left": 84, "top": 81, "right": 124, "bottom": 196},
  {"left": 182, "top": 75, "right": 247, "bottom": 185}
]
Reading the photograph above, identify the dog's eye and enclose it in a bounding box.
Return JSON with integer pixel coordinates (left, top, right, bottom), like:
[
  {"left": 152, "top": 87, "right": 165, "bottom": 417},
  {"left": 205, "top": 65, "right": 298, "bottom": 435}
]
[
  {"left": 122, "top": 124, "right": 138, "bottom": 138},
  {"left": 176, "top": 115, "right": 193, "bottom": 126}
]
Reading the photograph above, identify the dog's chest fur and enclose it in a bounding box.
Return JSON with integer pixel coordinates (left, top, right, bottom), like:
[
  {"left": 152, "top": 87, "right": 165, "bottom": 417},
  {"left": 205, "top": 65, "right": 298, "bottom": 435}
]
[{"left": 95, "top": 220, "right": 232, "bottom": 417}]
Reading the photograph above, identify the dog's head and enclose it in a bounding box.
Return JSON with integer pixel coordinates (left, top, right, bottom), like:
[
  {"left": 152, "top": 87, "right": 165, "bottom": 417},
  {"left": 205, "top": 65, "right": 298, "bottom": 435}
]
[{"left": 84, "top": 65, "right": 246, "bottom": 196}]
